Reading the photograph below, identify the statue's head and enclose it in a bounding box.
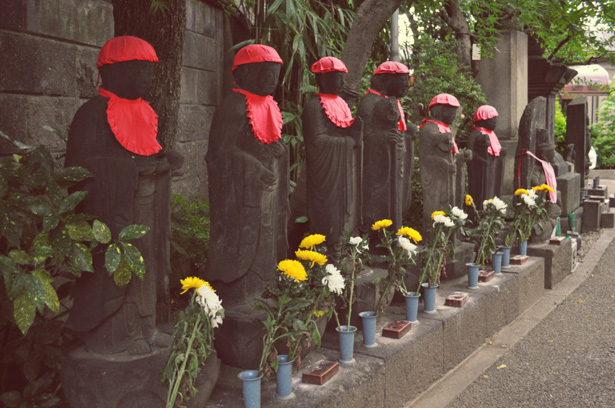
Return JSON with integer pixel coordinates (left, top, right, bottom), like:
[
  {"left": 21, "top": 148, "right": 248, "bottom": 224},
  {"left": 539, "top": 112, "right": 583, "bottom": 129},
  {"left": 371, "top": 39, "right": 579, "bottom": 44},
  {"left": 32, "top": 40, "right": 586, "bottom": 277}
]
[
  {"left": 233, "top": 44, "right": 283, "bottom": 96},
  {"left": 536, "top": 128, "right": 555, "bottom": 163},
  {"left": 428, "top": 93, "right": 460, "bottom": 125},
  {"left": 311, "top": 57, "right": 347, "bottom": 95},
  {"left": 473, "top": 105, "right": 498, "bottom": 131},
  {"left": 97, "top": 36, "right": 159, "bottom": 100},
  {"left": 371, "top": 61, "right": 410, "bottom": 98}
]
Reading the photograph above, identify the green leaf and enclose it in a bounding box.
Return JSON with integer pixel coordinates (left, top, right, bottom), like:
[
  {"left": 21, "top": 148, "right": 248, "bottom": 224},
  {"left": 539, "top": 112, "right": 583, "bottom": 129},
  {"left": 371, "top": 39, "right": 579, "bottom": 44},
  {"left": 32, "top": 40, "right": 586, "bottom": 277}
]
[
  {"left": 42, "top": 215, "right": 60, "bottom": 233},
  {"left": 28, "top": 199, "right": 54, "bottom": 216},
  {"left": 0, "top": 391, "right": 22, "bottom": 407},
  {"left": 121, "top": 242, "right": 146, "bottom": 279},
  {"left": 24, "top": 273, "right": 46, "bottom": 313},
  {"left": 93, "top": 219, "right": 112, "bottom": 244},
  {"left": 118, "top": 224, "right": 150, "bottom": 241},
  {"left": 14, "top": 291, "right": 35, "bottom": 335},
  {"left": 32, "top": 269, "right": 60, "bottom": 313},
  {"left": 53, "top": 166, "right": 92, "bottom": 184},
  {"left": 113, "top": 257, "right": 132, "bottom": 287},
  {"left": 58, "top": 191, "right": 87, "bottom": 214},
  {"left": 66, "top": 221, "right": 95, "bottom": 242},
  {"left": 50, "top": 226, "right": 71, "bottom": 258},
  {"left": 69, "top": 242, "right": 94, "bottom": 273},
  {"left": 105, "top": 243, "right": 122, "bottom": 275},
  {"left": 9, "top": 249, "right": 31, "bottom": 265}
]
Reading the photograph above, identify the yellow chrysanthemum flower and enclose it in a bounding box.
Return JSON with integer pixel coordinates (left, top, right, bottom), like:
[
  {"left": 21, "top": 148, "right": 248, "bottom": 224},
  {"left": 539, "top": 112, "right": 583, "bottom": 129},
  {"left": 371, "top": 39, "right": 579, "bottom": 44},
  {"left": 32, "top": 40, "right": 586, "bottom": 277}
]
[
  {"left": 396, "top": 226, "right": 423, "bottom": 243},
  {"left": 295, "top": 249, "right": 328, "bottom": 267},
  {"left": 515, "top": 188, "right": 529, "bottom": 196},
  {"left": 313, "top": 310, "right": 326, "bottom": 318},
  {"left": 532, "top": 185, "right": 542, "bottom": 191},
  {"left": 299, "top": 234, "right": 326, "bottom": 250},
  {"left": 465, "top": 195, "right": 473, "bottom": 206},
  {"left": 180, "top": 276, "right": 212, "bottom": 294},
  {"left": 542, "top": 184, "right": 554, "bottom": 192},
  {"left": 371, "top": 219, "right": 393, "bottom": 230},
  {"left": 278, "top": 259, "right": 307, "bottom": 282},
  {"left": 431, "top": 211, "right": 445, "bottom": 220}
]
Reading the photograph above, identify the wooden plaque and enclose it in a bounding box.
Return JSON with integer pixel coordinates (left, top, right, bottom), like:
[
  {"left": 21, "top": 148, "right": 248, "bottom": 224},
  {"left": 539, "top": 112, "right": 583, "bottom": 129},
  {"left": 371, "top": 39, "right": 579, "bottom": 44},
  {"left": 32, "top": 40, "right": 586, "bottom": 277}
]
[{"left": 302, "top": 360, "right": 339, "bottom": 385}]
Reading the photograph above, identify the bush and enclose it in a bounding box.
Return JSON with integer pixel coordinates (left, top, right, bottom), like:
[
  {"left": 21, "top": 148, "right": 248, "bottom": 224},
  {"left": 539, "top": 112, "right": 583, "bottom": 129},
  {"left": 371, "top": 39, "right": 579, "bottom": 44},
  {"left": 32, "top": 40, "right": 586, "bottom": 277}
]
[
  {"left": 591, "top": 83, "right": 615, "bottom": 168},
  {"left": 170, "top": 193, "right": 210, "bottom": 278}
]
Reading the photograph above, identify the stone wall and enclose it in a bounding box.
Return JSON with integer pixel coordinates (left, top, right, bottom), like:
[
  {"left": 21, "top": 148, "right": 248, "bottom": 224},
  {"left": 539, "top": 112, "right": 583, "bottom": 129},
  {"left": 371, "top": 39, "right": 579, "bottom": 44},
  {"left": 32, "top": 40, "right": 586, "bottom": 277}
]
[{"left": 0, "top": 0, "right": 230, "bottom": 196}]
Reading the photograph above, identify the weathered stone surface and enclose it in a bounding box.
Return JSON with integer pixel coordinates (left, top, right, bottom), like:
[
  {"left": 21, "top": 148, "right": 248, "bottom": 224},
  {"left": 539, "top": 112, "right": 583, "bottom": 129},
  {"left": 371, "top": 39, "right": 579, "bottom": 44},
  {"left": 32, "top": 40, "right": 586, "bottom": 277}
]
[
  {"left": 0, "top": 31, "right": 78, "bottom": 96},
  {"left": 514, "top": 97, "right": 546, "bottom": 190},
  {"left": 180, "top": 68, "right": 221, "bottom": 105},
  {"left": 25, "top": 0, "right": 113, "bottom": 46},
  {"left": 527, "top": 239, "right": 573, "bottom": 289},
  {"left": 172, "top": 139, "right": 208, "bottom": 196},
  {"left": 76, "top": 46, "right": 99, "bottom": 98},
  {"left": 0, "top": 0, "right": 27, "bottom": 31},
  {"left": 481, "top": 272, "right": 520, "bottom": 337},
  {"left": 566, "top": 97, "right": 589, "bottom": 180},
  {"left": 601, "top": 209, "right": 615, "bottom": 229},
  {"left": 186, "top": 0, "right": 218, "bottom": 36},
  {"left": 582, "top": 199, "right": 603, "bottom": 232},
  {"left": 588, "top": 186, "right": 609, "bottom": 198},
  {"left": 557, "top": 171, "right": 581, "bottom": 214},
  {"left": 177, "top": 104, "right": 214, "bottom": 143},
  {"left": 183, "top": 30, "right": 218, "bottom": 72},
  {"left": 502, "top": 257, "right": 545, "bottom": 313}
]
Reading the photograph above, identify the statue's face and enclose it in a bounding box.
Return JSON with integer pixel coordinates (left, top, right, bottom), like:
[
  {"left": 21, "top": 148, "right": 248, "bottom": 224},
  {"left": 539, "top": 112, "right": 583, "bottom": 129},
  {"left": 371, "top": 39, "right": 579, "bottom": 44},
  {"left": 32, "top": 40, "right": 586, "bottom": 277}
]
[
  {"left": 384, "top": 73, "right": 410, "bottom": 98},
  {"left": 432, "top": 104, "right": 458, "bottom": 125},
  {"left": 476, "top": 117, "right": 497, "bottom": 131},
  {"left": 317, "top": 72, "right": 345, "bottom": 95},
  {"left": 100, "top": 60, "right": 156, "bottom": 100},
  {"left": 236, "top": 62, "right": 281, "bottom": 96}
]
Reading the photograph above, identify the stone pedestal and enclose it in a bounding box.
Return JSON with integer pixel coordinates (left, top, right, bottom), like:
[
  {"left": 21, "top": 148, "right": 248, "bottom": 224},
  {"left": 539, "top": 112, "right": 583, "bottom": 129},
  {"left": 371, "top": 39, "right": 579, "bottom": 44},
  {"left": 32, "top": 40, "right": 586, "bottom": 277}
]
[
  {"left": 526, "top": 239, "right": 572, "bottom": 289},
  {"left": 588, "top": 186, "right": 609, "bottom": 199},
  {"left": 601, "top": 208, "right": 615, "bottom": 228},
  {"left": 582, "top": 199, "right": 604, "bottom": 232},
  {"left": 502, "top": 257, "right": 545, "bottom": 313}
]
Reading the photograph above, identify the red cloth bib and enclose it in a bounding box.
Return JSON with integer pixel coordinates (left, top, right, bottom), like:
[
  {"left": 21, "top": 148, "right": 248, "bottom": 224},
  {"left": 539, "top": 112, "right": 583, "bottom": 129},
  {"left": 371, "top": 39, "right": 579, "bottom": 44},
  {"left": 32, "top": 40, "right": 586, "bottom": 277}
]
[
  {"left": 233, "top": 88, "right": 282, "bottom": 144},
  {"left": 474, "top": 126, "right": 502, "bottom": 157},
  {"left": 420, "top": 118, "right": 459, "bottom": 154},
  {"left": 316, "top": 93, "right": 354, "bottom": 128},
  {"left": 367, "top": 89, "right": 407, "bottom": 131},
  {"left": 98, "top": 87, "right": 161, "bottom": 156}
]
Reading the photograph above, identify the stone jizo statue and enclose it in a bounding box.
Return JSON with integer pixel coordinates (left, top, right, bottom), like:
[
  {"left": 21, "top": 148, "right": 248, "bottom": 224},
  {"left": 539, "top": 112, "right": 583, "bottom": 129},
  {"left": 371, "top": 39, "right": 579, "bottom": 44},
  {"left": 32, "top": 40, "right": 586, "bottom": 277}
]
[
  {"left": 65, "top": 36, "right": 181, "bottom": 356},
  {"left": 418, "top": 93, "right": 464, "bottom": 231},
  {"left": 302, "top": 56, "right": 363, "bottom": 247},
  {"left": 357, "top": 61, "right": 416, "bottom": 240}
]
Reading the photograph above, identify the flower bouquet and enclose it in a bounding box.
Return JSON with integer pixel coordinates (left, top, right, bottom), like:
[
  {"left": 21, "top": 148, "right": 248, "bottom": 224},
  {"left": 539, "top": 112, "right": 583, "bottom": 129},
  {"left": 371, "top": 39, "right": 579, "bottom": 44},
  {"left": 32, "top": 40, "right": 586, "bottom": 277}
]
[
  {"left": 371, "top": 219, "right": 422, "bottom": 314},
  {"left": 470, "top": 196, "right": 508, "bottom": 267},
  {"left": 162, "top": 277, "right": 224, "bottom": 408},
  {"left": 505, "top": 188, "right": 537, "bottom": 247}
]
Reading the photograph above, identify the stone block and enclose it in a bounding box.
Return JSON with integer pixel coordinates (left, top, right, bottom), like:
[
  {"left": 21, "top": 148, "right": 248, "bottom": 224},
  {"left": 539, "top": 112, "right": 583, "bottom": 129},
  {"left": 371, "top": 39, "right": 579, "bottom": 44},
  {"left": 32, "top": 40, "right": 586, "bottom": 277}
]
[
  {"left": 480, "top": 272, "right": 520, "bottom": 337},
  {"left": 445, "top": 292, "right": 469, "bottom": 307},
  {"left": 0, "top": 0, "right": 27, "bottom": 31},
  {"left": 180, "top": 68, "right": 222, "bottom": 105},
  {"left": 610, "top": 196, "right": 615, "bottom": 208},
  {"left": 560, "top": 205, "right": 584, "bottom": 234},
  {"left": 441, "top": 240, "right": 475, "bottom": 280},
  {"left": 171, "top": 139, "right": 208, "bottom": 196},
  {"left": 502, "top": 257, "right": 545, "bottom": 313},
  {"left": 582, "top": 199, "right": 603, "bottom": 232},
  {"left": 183, "top": 31, "right": 218, "bottom": 72},
  {"left": 556, "top": 172, "right": 581, "bottom": 214},
  {"left": 479, "top": 269, "right": 495, "bottom": 282},
  {"left": 76, "top": 46, "right": 99, "bottom": 98},
  {"left": 186, "top": 0, "right": 218, "bottom": 36},
  {"left": 526, "top": 239, "right": 572, "bottom": 289},
  {"left": 177, "top": 104, "right": 213, "bottom": 144},
  {"left": 25, "top": 0, "right": 113, "bottom": 46},
  {"left": 588, "top": 186, "right": 608, "bottom": 198},
  {"left": 601, "top": 209, "right": 615, "bottom": 229}
]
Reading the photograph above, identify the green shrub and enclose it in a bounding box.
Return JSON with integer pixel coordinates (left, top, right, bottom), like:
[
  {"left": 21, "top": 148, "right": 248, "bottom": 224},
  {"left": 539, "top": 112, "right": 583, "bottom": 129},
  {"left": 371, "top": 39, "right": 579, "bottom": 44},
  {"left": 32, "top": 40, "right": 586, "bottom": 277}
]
[
  {"left": 170, "top": 193, "right": 210, "bottom": 277},
  {"left": 554, "top": 100, "right": 567, "bottom": 155}
]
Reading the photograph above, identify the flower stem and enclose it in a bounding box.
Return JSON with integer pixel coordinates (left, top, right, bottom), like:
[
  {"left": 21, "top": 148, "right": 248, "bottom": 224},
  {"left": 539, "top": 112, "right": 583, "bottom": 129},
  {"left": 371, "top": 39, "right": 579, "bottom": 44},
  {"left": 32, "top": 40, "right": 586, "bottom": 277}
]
[{"left": 167, "top": 315, "right": 202, "bottom": 408}]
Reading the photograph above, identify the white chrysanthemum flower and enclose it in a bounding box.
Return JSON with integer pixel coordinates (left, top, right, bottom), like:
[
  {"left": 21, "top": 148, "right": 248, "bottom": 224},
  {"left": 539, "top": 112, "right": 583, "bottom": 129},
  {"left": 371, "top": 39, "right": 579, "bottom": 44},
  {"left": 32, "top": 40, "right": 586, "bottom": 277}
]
[
  {"left": 491, "top": 197, "right": 507, "bottom": 214},
  {"left": 521, "top": 194, "right": 535, "bottom": 207},
  {"left": 349, "top": 236, "right": 368, "bottom": 253},
  {"left": 196, "top": 284, "right": 224, "bottom": 324},
  {"left": 527, "top": 189, "right": 537, "bottom": 199},
  {"left": 322, "top": 264, "right": 345, "bottom": 295},
  {"left": 451, "top": 206, "right": 468, "bottom": 220},
  {"left": 433, "top": 214, "right": 454, "bottom": 227},
  {"left": 398, "top": 236, "right": 417, "bottom": 256}
]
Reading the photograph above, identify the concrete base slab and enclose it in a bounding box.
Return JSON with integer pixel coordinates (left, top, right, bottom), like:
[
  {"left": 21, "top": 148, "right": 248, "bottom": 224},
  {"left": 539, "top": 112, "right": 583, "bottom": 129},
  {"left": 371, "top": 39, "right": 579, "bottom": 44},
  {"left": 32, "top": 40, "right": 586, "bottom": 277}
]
[
  {"left": 527, "top": 239, "right": 573, "bottom": 289},
  {"left": 502, "top": 257, "right": 545, "bottom": 313}
]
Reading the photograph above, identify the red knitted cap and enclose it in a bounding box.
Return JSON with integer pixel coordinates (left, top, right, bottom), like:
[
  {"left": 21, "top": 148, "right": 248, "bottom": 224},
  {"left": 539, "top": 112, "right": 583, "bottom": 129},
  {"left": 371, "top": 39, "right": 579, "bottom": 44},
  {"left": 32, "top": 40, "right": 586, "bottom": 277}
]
[
  {"left": 232, "top": 44, "right": 283, "bottom": 72},
  {"left": 311, "top": 57, "right": 348, "bottom": 74},
  {"left": 473, "top": 105, "right": 498, "bottom": 122},
  {"left": 97, "top": 36, "right": 158, "bottom": 69},
  {"left": 429, "top": 93, "right": 460, "bottom": 108},
  {"left": 374, "top": 61, "right": 410, "bottom": 75}
]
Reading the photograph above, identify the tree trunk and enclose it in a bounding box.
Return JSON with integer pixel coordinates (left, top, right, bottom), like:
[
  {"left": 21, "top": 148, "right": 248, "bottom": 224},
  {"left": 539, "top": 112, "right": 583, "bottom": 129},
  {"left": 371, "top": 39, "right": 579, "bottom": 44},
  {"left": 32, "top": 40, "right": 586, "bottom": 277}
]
[
  {"left": 390, "top": 9, "right": 400, "bottom": 62},
  {"left": 112, "top": 0, "right": 186, "bottom": 150},
  {"left": 442, "top": 0, "right": 472, "bottom": 71},
  {"left": 341, "top": 0, "right": 404, "bottom": 106}
]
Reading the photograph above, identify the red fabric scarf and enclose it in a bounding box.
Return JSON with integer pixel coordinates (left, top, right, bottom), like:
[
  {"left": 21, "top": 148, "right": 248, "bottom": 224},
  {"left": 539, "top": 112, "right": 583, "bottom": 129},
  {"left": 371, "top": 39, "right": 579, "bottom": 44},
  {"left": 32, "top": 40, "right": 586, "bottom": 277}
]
[
  {"left": 420, "top": 118, "right": 459, "bottom": 154},
  {"left": 367, "top": 89, "right": 407, "bottom": 131},
  {"left": 98, "top": 87, "right": 161, "bottom": 156},
  {"left": 473, "top": 126, "right": 502, "bottom": 157},
  {"left": 316, "top": 93, "right": 354, "bottom": 128},
  {"left": 233, "top": 88, "right": 282, "bottom": 144}
]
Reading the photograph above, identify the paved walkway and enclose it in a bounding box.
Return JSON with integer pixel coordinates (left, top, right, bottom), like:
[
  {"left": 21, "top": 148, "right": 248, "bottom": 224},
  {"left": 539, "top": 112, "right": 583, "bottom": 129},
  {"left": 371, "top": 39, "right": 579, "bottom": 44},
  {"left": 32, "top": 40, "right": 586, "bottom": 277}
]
[{"left": 406, "top": 227, "right": 615, "bottom": 408}]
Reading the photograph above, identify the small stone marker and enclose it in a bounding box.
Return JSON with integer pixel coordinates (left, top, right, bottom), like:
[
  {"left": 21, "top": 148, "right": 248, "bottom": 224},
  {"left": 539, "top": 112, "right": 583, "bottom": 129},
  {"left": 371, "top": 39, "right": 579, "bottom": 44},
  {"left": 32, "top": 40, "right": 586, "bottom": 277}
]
[
  {"left": 445, "top": 292, "right": 469, "bottom": 307},
  {"left": 479, "top": 269, "right": 495, "bottom": 282},
  {"left": 382, "top": 320, "right": 412, "bottom": 339},
  {"left": 549, "top": 236, "right": 566, "bottom": 245},
  {"left": 302, "top": 360, "right": 339, "bottom": 385},
  {"left": 510, "top": 255, "right": 529, "bottom": 265}
]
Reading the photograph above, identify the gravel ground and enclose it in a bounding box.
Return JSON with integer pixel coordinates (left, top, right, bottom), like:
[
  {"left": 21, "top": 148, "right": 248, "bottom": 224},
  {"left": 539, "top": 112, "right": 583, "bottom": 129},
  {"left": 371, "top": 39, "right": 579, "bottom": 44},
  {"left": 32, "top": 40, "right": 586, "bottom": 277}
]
[{"left": 448, "top": 228, "right": 615, "bottom": 408}]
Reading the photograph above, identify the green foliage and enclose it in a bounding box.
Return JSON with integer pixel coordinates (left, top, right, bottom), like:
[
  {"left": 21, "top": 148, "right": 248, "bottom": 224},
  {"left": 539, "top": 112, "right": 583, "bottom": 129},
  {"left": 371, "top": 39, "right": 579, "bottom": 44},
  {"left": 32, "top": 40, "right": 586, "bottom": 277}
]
[
  {"left": 0, "top": 131, "right": 148, "bottom": 405},
  {"left": 170, "top": 193, "right": 210, "bottom": 276},
  {"left": 591, "top": 83, "right": 615, "bottom": 168},
  {"left": 554, "top": 100, "right": 567, "bottom": 155}
]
